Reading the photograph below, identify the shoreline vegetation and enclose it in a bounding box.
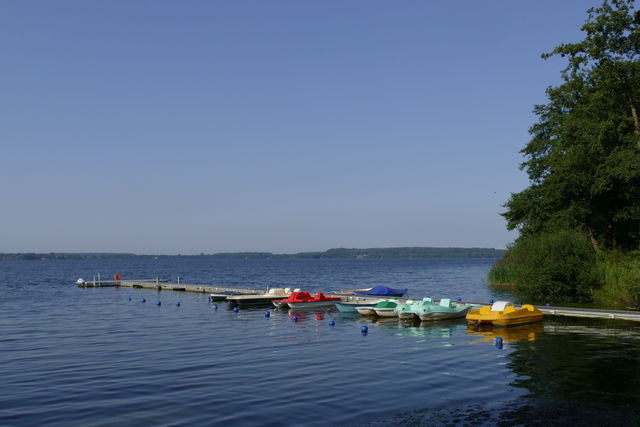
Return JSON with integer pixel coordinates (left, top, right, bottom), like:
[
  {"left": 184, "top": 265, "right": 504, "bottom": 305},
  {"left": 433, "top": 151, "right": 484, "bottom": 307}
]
[
  {"left": 487, "top": 252, "right": 640, "bottom": 310},
  {"left": 0, "top": 247, "right": 505, "bottom": 261},
  {"left": 488, "top": 1, "right": 640, "bottom": 309}
]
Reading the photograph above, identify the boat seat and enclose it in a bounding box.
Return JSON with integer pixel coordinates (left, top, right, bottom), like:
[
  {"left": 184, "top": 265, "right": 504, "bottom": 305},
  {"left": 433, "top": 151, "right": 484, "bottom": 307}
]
[
  {"left": 439, "top": 298, "right": 451, "bottom": 307},
  {"left": 491, "top": 301, "right": 514, "bottom": 312}
]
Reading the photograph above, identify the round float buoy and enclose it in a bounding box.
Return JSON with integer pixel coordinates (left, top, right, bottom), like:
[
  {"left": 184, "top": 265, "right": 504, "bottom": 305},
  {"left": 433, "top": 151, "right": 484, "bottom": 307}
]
[
  {"left": 156, "top": 301, "right": 161, "bottom": 306},
  {"left": 291, "top": 315, "right": 298, "bottom": 322},
  {"left": 233, "top": 306, "right": 239, "bottom": 313},
  {"left": 141, "top": 298, "right": 146, "bottom": 303},
  {"left": 176, "top": 302, "right": 181, "bottom": 307},
  {"left": 264, "top": 311, "right": 270, "bottom": 317},
  {"left": 456, "top": 297, "right": 462, "bottom": 302},
  {"left": 212, "top": 304, "right": 218, "bottom": 309},
  {"left": 546, "top": 303, "right": 551, "bottom": 307},
  {"left": 114, "top": 273, "right": 122, "bottom": 281},
  {"left": 128, "top": 297, "right": 132, "bottom": 301},
  {"left": 361, "top": 325, "right": 368, "bottom": 333},
  {"left": 329, "top": 320, "right": 335, "bottom": 326},
  {"left": 489, "top": 298, "right": 495, "bottom": 304}
]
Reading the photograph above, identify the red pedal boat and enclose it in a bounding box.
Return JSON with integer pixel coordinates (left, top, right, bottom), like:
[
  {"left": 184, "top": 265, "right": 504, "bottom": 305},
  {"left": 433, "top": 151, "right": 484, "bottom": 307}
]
[{"left": 273, "top": 291, "right": 341, "bottom": 310}]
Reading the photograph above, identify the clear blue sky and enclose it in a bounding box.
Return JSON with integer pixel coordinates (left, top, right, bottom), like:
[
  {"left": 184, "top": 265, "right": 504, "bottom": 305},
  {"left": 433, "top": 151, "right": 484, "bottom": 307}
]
[{"left": 0, "top": 0, "right": 605, "bottom": 254}]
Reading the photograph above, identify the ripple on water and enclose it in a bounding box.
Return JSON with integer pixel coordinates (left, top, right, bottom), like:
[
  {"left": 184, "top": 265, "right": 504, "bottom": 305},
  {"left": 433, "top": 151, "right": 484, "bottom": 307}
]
[{"left": 3, "top": 259, "right": 640, "bottom": 426}]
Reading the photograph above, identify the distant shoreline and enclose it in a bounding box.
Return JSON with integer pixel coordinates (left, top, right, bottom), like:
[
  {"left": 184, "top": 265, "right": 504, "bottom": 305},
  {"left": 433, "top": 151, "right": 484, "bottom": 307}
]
[{"left": 0, "top": 247, "right": 504, "bottom": 260}]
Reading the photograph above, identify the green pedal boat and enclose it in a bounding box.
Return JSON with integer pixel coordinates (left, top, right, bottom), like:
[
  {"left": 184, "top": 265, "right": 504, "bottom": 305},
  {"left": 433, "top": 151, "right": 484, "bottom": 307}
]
[{"left": 396, "top": 297, "right": 475, "bottom": 321}]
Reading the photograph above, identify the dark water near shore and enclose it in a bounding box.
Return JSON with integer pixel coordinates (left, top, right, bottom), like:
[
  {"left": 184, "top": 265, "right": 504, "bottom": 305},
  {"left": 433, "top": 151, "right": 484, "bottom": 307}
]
[{"left": 2, "top": 258, "right": 640, "bottom": 426}]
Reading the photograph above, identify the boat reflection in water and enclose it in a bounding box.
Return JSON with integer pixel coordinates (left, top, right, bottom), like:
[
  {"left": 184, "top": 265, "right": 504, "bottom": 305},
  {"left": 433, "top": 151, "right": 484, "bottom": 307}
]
[
  {"left": 467, "top": 322, "right": 544, "bottom": 343},
  {"left": 287, "top": 308, "right": 335, "bottom": 322},
  {"left": 356, "top": 316, "right": 469, "bottom": 339}
]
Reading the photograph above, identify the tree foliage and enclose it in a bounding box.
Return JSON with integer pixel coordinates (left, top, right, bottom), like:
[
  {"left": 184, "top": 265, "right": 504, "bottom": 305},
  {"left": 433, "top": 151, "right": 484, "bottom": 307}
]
[{"left": 504, "top": 0, "right": 640, "bottom": 251}]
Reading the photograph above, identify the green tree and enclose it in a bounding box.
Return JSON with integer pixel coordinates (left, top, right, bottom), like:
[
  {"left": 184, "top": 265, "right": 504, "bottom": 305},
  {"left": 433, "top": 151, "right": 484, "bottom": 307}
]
[{"left": 504, "top": 0, "right": 640, "bottom": 251}]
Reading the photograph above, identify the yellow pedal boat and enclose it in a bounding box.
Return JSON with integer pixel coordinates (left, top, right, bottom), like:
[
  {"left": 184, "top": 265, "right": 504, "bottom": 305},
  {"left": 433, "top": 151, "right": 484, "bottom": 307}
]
[{"left": 466, "top": 301, "right": 543, "bottom": 327}]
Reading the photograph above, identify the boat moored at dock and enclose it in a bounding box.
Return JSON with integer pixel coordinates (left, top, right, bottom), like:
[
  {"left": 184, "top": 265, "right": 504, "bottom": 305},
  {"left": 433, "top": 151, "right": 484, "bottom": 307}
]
[
  {"left": 355, "top": 285, "right": 407, "bottom": 297},
  {"left": 395, "top": 299, "right": 424, "bottom": 320},
  {"left": 466, "top": 301, "right": 544, "bottom": 326},
  {"left": 373, "top": 299, "right": 401, "bottom": 317},
  {"left": 335, "top": 295, "right": 385, "bottom": 313},
  {"left": 274, "top": 291, "right": 342, "bottom": 310},
  {"left": 417, "top": 298, "right": 475, "bottom": 321},
  {"left": 227, "top": 288, "right": 295, "bottom": 308}
]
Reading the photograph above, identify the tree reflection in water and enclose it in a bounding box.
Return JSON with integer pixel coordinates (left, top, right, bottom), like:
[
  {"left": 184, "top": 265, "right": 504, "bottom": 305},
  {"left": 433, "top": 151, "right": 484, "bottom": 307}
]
[{"left": 503, "top": 317, "right": 640, "bottom": 407}]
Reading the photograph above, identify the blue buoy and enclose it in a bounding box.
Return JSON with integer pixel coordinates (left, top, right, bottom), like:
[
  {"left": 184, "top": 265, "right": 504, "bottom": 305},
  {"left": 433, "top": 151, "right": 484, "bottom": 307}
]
[
  {"left": 496, "top": 337, "right": 503, "bottom": 344},
  {"left": 456, "top": 297, "right": 462, "bottom": 302},
  {"left": 291, "top": 315, "right": 298, "bottom": 322},
  {"left": 361, "top": 325, "right": 368, "bottom": 333},
  {"left": 212, "top": 304, "right": 218, "bottom": 309},
  {"left": 329, "top": 320, "right": 335, "bottom": 326},
  {"left": 546, "top": 303, "right": 551, "bottom": 307},
  {"left": 489, "top": 298, "right": 494, "bottom": 304},
  {"left": 128, "top": 297, "right": 132, "bottom": 301},
  {"left": 176, "top": 302, "right": 181, "bottom": 306},
  {"left": 264, "top": 311, "right": 270, "bottom": 317},
  {"left": 233, "top": 306, "right": 239, "bottom": 313},
  {"left": 141, "top": 298, "right": 146, "bottom": 303},
  {"left": 156, "top": 301, "right": 161, "bottom": 306},
  {"left": 208, "top": 296, "right": 211, "bottom": 303}
]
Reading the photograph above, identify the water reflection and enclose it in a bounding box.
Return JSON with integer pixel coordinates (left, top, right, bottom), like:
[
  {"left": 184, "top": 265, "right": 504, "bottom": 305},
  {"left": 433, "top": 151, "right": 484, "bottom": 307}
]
[
  {"left": 504, "top": 317, "right": 640, "bottom": 407},
  {"left": 355, "top": 316, "right": 469, "bottom": 339},
  {"left": 467, "top": 322, "right": 544, "bottom": 343},
  {"left": 287, "top": 308, "right": 335, "bottom": 322}
]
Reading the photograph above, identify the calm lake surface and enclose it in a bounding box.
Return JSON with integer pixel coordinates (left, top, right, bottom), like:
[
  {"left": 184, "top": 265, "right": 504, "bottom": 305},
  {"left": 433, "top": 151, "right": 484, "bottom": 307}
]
[{"left": 2, "top": 258, "right": 640, "bottom": 426}]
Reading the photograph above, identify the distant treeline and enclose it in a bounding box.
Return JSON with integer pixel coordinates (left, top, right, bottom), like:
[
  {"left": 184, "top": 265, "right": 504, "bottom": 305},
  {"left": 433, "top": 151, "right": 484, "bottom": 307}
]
[
  {"left": 0, "top": 253, "right": 138, "bottom": 260},
  {"left": 0, "top": 247, "right": 504, "bottom": 260},
  {"left": 207, "top": 247, "right": 504, "bottom": 259}
]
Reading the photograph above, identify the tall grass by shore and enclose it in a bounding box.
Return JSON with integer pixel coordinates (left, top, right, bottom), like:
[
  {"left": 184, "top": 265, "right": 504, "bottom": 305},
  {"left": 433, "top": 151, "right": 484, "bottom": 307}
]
[
  {"left": 592, "top": 255, "right": 640, "bottom": 308},
  {"left": 488, "top": 251, "right": 640, "bottom": 309}
]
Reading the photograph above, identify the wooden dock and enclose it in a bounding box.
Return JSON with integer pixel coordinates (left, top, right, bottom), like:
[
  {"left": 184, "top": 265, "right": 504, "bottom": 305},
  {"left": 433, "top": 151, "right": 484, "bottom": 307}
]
[
  {"left": 76, "top": 279, "right": 640, "bottom": 322},
  {"left": 76, "top": 278, "right": 266, "bottom": 295}
]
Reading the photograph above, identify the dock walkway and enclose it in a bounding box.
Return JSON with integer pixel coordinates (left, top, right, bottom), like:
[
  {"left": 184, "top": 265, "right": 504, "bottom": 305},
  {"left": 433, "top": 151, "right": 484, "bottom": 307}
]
[{"left": 77, "top": 279, "right": 266, "bottom": 295}]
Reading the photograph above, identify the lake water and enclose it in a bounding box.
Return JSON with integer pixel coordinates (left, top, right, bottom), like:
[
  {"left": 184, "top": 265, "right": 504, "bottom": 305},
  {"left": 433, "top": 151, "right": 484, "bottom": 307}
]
[{"left": 2, "top": 258, "right": 640, "bottom": 426}]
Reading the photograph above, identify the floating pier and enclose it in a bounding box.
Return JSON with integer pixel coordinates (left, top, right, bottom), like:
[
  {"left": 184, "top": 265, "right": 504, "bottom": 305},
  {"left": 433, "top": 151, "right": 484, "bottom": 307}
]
[
  {"left": 76, "top": 278, "right": 266, "bottom": 296},
  {"left": 75, "top": 278, "right": 640, "bottom": 322},
  {"left": 537, "top": 305, "right": 640, "bottom": 322}
]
